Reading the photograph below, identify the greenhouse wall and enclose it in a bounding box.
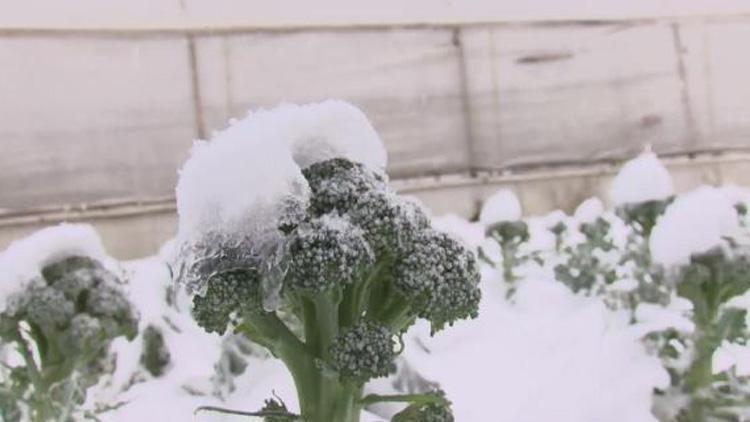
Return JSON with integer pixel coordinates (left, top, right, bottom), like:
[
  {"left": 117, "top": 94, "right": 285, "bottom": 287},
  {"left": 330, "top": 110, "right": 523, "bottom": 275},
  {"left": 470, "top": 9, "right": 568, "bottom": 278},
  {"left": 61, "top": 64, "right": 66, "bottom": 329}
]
[{"left": 2, "top": 10, "right": 750, "bottom": 257}]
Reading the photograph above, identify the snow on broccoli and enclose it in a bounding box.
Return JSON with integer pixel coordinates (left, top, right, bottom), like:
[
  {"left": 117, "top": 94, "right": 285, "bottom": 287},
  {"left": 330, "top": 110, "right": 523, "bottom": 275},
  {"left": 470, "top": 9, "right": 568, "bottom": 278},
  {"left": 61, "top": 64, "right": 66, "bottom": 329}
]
[{"left": 172, "top": 101, "right": 478, "bottom": 421}]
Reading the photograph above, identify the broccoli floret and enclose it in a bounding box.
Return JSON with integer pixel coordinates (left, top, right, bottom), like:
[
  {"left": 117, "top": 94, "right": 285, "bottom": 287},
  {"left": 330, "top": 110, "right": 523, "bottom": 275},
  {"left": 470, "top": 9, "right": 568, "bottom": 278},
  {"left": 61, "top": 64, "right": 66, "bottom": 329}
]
[
  {"left": 22, "top": 287, "right": 75, "bottom": 328},
  {"left": 348, "top": 191, "right": 430, "bottom": 255},
  {"left": 329, "top": 320, "right": 396, "bottom": 381},
  {"left": 285, "top": 216, "right": 374, "bottom": 293},
  {"left": 192, "top": 269, "right": 264, "bottom": 335},
  {"left": 391, "top": 230, "right": 481, "bottom": 332},
  {"left": 175, "top": 157, "right": 481, "bottom": 422},
  {"left": 303, "top": 158, "right": 386, "bottom": 216}
]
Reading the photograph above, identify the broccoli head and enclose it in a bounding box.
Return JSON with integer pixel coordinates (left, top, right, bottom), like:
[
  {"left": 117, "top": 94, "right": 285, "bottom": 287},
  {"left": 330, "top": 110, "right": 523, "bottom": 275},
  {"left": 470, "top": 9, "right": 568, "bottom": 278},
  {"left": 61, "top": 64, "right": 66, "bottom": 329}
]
[{"left": 178, "top": 157, "right": 481, "bottom": 422}]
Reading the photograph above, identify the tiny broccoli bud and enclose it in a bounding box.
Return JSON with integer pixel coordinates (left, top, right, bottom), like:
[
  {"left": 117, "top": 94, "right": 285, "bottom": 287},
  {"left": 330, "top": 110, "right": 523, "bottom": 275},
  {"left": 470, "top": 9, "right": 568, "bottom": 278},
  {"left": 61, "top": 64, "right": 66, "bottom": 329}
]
[
  {"left": 192, "top": 269, "right": 264, "bottom": 335},
  {"left": 391, "top": 231, "right": 481, "bottom": 332},
  {"left": 285, "top": 216, "right": 373, "bottom": 294},
  {"left": 302, "top": 158, "right": 386, "bottom": 216},
  {"left": 329, "top": 320, "right": 396, "bottom": 381}
]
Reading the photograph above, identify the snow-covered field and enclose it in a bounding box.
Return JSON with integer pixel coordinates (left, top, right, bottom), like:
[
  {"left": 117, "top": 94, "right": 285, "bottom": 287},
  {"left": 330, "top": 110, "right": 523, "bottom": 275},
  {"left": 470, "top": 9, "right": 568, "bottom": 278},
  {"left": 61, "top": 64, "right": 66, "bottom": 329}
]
[{"left": 2, "top": 102, "right": 750, "bottom": 421}]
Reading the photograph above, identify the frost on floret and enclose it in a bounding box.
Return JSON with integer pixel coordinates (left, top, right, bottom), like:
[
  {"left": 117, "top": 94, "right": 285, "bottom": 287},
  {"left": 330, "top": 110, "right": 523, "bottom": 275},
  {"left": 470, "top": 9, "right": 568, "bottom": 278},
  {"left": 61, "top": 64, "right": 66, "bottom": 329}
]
[
  {"left": 192, "top": 269, "right": 264, "bottom": 335},
  {"left": 302, "top": 158, "right": 386, "bottom": 216},
  {"left": 285, "top": 215, "right": 374, "bottom": 293},
  {"left": 348, "top": 190, "right": 431, "bottom": 255},
  {"left": 391, "top": 230, "right": 481, "bottom": 332},
  {"left": 329, "top": 320, "right": 396, "bottom": 381}
]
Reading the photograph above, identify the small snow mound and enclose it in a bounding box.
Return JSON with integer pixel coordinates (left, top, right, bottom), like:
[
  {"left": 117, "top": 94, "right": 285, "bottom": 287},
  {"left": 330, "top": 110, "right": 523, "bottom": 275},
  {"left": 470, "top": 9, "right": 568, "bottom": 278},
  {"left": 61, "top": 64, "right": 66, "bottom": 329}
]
[
  {"left": 479, "top": 189, "right": 522, "bottom": 225},
  {"left": 0, "top": 223, "right": 111, "bottom": 312},
  {"left": 610, "top": 152, "right": 674, "bottom": 205},
  {"left": 574, "top": 197, "right": 604, "bottom": 223},
  {"left": 650, "top": 186, "right": 738, "bottom": 268}
]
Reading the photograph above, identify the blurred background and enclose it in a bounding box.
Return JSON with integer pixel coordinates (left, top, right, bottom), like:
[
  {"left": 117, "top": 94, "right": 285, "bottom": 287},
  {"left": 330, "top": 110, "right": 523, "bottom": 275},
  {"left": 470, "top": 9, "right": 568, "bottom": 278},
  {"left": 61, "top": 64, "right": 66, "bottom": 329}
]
[{"left": 2, "top": 0, "right": 750, "bottom": 258}]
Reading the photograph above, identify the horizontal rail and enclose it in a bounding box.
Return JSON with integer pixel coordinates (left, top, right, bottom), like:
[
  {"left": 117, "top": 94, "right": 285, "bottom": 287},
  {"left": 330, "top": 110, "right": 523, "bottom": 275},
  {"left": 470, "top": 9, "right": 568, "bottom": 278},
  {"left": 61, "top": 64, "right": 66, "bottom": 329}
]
[
  {"left": 0, "top": 13, "right": 749, "bottom": 38},
  {"left": 2, "top": 150, "right": 750, "bottom": 229}
]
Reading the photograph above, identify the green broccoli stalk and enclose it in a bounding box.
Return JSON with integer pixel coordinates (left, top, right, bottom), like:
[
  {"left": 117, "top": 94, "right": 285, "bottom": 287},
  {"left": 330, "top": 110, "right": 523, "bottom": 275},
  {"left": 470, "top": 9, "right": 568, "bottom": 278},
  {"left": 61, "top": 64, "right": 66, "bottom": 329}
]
[
  {"left": 181, "top": 158, "right": 479, "bottom": 422},
  {"left": 668, "top": 248, "right": 750, "bottom": 420},
  {"left": 0, "top": 256, "right": 139, "bottom": 422}
]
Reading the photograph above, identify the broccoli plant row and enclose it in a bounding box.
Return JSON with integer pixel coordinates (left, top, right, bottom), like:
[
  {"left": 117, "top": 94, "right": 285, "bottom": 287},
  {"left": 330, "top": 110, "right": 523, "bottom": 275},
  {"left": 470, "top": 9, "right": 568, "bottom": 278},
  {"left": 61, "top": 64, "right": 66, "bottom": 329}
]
[
  {"left": 479, "top": 190, "right": 750, "bottom": 420},
  {"left": 0, "top": 256, "right": 138, "bottom": 422},
  {"left": 178, "top": 158, "right": 481, "bottom": 422}
]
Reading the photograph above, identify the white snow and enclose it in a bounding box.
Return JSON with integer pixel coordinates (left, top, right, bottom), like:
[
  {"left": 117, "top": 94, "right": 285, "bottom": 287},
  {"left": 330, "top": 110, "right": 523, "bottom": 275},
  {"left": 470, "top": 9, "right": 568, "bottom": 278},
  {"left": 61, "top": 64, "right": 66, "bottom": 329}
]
[
  {"left": 0, "top": 223, "right": 115, "bottom": 312},
  {"left": 174, "top": 100, "right": 385, "bottom": 294},
  {"left": 479, "top": 188, "right": 522, "bottom": 225},
  {"left": 574, "top": 197, "right": 604, "bottom": 223},
  {"left": 432, "top": 213, "right": 485, "bottom": 250},
  {"left": 610, "top": 152, "right": 674, "bottom": 206},
  {"left": 403, "top": 275, "right": 668, "bottom": 422},
  {"left": 650, "top": 186, "right": 739, "bottom": 268}
]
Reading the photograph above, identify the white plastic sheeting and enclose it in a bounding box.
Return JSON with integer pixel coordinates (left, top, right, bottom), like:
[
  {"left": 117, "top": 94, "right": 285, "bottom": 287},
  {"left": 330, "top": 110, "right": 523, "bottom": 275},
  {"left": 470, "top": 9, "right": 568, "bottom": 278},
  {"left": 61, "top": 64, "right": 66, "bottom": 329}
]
[{"left": 2, "top": 17, "right": 750, "bottom": 210}]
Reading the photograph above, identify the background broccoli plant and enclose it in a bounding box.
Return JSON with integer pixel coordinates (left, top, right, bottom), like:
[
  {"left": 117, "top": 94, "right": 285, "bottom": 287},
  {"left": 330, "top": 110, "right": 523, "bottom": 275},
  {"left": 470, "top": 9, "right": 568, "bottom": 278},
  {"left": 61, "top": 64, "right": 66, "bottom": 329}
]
[
  {"left": 0, "top": 255, "right": 138, "bottom": 421},
  {"left": 652, "top": 248, "right": 750, "bottom": 421}
]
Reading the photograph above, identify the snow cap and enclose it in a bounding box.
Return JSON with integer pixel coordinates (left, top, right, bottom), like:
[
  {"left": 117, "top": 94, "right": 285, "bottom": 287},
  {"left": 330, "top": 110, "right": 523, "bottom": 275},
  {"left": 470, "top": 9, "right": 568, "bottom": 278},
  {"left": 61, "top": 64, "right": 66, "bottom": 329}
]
[
  {"left": 650, "top": 186, "right": 739, "bottom": 268},
  {"left": 479, "top": 189, "right": 522, "bottom": 225},
  {"left": 174, "top": 100, "right": 387, "bottom": 295},
  {"left": 610, "top": 152, "right": 673, "bottom": 206}
]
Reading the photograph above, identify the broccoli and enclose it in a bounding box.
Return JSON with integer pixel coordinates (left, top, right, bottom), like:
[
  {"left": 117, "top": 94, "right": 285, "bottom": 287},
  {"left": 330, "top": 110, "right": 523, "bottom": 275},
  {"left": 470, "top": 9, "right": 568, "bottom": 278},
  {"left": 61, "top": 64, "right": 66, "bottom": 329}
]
[
  {"left": 0, "top": 256, "right": 138, "bottom": 421},
  {"left": 657, "top": 248, "right": 750, "bottom": 420},
  {"left": 483, "top": 220, "right": 530, "bottom": 291},
  {"left": 181, "top": 157, "right": 481, "bottom": 422},
  {"left": 615, "top": 197, "right": 672, "bottom": 237}
]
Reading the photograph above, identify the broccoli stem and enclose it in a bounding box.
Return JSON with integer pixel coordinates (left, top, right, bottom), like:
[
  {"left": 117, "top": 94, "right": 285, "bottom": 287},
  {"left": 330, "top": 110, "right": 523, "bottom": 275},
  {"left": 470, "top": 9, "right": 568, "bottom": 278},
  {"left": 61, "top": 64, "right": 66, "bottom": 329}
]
[
  {"left": 340, "top": 262, "right": 386, "bottom": 328},
  {"left": 301, "top": 291, "right": 341, "bottom": 358},
  {"left": 239, "top": 309, "right": 363, "bottom": 422}
]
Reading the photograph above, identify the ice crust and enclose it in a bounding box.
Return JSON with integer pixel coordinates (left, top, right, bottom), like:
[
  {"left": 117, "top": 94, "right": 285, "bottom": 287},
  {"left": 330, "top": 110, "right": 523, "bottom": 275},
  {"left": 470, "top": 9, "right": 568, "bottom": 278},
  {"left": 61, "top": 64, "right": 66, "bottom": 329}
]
[{"left": 173, "top": 100, "right": 386, "bottom": 296}]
